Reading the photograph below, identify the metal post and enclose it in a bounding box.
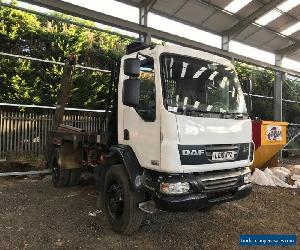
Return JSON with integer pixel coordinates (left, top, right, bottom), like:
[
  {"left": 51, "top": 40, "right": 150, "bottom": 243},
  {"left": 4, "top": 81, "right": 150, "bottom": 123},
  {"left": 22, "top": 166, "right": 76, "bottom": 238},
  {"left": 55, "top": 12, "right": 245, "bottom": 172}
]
[
  {"left": 274, "top": 54, "right": 284, "bottom": 121},
  {"left": 274, "top": 55, "right": 287, "bottom": 159},
  {"left": 139, "top": 0, "right": 152, "bottom": 44},
  {"left": 221, "top": 35, "right": 229, "bottom": 51}
]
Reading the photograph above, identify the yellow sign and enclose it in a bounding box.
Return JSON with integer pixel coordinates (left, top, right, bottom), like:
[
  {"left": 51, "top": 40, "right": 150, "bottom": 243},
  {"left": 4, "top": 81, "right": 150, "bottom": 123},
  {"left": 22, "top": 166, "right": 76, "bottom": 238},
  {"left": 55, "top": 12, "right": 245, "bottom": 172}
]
[{"left": 261, "top": 122, "right": 287, "bottom": 146}]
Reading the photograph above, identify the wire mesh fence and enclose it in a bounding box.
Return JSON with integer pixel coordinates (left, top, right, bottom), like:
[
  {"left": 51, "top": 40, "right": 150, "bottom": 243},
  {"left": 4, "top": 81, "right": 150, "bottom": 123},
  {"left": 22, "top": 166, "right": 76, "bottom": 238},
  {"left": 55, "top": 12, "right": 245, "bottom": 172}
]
[{"left": 284, "top": 124, "right": 300, "bottom": 154}]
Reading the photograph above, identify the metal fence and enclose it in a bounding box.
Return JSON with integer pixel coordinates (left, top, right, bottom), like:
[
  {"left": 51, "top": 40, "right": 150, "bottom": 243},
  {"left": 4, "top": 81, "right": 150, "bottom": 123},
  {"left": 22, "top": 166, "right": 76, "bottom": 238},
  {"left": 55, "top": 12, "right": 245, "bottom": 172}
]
[{"left": 0, "top": 104, "right": 105, "bottom": 160}]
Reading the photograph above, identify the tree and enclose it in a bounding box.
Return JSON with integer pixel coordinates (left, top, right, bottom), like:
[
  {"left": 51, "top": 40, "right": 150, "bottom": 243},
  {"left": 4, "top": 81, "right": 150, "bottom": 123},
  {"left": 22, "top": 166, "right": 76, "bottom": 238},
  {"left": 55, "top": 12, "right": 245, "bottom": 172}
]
[
  {"left": 283, "top": 76, "right": 300, "bottom": 123},
  {"left": 0, "top": 2, "right": 132, "bottom": 108},
  {"left": 235, "top": 61, "right": 275, "bottom": 120}
]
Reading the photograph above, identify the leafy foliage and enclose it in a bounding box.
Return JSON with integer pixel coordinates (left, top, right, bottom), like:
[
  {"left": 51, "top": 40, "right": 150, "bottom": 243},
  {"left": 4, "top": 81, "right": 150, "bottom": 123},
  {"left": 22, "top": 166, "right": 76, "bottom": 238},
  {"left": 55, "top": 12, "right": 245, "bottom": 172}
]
[
  {"left": 235, "top": 62, "right": 300, "bottom": 123},
  {"left": 235, "top": 62, "right": 275, "bottom": 120},
  {"left": 283, "top": 77, "right": 300, "bottom": 123},
  {"left": 0, "top": 3, "right": 131, "bottom": 108}
]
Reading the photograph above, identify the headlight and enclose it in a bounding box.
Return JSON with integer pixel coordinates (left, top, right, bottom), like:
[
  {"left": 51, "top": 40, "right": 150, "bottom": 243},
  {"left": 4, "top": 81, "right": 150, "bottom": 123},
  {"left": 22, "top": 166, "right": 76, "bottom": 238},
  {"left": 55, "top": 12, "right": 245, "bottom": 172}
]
[
  {"left": 243, "top": 172, "right": 252, "bottom": 184},
  {"left": 160, "top": 182, "right": 190, "bottom": 195}
]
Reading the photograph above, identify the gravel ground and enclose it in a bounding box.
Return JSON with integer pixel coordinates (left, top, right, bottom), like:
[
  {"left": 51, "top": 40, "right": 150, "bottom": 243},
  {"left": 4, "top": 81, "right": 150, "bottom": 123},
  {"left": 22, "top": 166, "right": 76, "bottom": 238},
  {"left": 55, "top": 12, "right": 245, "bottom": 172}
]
[{"left": 0, "top": 175, "right": 299, "bottom": 250}]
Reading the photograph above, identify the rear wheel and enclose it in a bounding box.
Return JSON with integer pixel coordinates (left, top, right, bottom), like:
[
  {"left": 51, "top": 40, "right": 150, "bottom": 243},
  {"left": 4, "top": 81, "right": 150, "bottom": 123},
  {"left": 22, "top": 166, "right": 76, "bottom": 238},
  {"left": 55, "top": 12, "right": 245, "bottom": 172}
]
[
  {"left": 103, "top": 164, "right": 144, "bottom": 235},
  {"left": 51, "top": 148, "right": 70, "bottom": 187}
]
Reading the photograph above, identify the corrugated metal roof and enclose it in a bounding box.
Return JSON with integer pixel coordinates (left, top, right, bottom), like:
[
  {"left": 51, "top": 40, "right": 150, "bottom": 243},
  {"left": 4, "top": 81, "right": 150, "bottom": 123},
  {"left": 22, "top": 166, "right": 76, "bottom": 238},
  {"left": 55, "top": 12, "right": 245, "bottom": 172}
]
[{"left": 117, "top": 0, "right": 300, "bottom": 63}]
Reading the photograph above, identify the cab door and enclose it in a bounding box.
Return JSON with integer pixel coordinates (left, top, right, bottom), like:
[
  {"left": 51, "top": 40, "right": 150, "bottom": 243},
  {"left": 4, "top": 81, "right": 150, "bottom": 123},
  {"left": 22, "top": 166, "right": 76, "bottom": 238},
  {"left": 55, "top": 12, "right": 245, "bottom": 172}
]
[{"left": 121, "top": 57, "right": 161, "bottom": 171}]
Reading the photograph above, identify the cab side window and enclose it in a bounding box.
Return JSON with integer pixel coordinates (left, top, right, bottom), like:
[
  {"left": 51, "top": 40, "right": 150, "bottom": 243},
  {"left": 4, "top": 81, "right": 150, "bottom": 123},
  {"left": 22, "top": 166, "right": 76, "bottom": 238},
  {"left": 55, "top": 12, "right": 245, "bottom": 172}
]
[{"left": 135, "top": 62, "right": 156, "bottom": 121}]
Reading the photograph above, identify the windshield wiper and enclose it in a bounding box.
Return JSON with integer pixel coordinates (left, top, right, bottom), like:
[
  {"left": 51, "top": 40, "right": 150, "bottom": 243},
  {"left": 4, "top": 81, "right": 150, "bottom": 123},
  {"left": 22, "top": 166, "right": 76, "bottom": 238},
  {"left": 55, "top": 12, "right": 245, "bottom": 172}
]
[
  {"left": 184, "top": 107, "right": 248, "bottom": 119},
  {"left": 184, "top": 107, "right": 222, "bottom": 116},
  {"left": 221, "top": 112, "right": 248, "bottom": 119},
  {"left": 171, "top": 106, "right": 248, "bottom": 119}
]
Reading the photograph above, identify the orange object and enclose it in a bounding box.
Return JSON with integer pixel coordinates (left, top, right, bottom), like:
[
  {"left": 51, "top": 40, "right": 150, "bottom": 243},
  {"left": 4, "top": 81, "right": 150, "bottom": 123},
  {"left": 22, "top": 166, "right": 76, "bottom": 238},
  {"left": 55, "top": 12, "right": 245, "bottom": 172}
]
[{"left": 251, "top": 120, "right": 288, "bottom": 169}]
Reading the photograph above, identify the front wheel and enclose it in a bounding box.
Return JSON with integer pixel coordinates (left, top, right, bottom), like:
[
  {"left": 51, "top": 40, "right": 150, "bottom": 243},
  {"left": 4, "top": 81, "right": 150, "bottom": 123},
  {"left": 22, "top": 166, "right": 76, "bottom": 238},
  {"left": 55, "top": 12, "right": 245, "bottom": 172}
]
[{"left": 103, "top": 164, "right": 144, "bottom": 235}]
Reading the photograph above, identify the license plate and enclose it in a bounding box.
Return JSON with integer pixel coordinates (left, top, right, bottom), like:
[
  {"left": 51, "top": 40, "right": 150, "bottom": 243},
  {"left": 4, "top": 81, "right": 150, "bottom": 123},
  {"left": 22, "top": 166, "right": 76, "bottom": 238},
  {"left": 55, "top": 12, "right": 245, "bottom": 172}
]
[{"left": 212, "top": 151, "right": 235, "bottom": 161}]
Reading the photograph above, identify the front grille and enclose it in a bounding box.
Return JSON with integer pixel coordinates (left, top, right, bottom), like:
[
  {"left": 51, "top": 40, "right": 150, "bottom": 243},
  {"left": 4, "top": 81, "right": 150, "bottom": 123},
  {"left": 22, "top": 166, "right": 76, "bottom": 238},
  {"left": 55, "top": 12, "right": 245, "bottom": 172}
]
[
  {"left": 202, "top": 177, "right": 238, "bottom": 190},
  {"left": 205, "top": 144, "right": 239, "bottom": 162},
  {"left": 197, "top": 169, "right": 240, "bottom": 193}
]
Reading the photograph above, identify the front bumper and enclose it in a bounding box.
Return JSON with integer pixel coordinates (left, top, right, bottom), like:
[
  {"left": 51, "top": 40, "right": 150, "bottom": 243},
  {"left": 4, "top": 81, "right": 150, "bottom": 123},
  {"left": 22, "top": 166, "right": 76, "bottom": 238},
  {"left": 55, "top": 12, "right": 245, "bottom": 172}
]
[
  {"left": 142, "top": 168, "right": 252, "bottom": 212},
  {"left": 154, "top": 183, "right": 252, "bottom": 212}
]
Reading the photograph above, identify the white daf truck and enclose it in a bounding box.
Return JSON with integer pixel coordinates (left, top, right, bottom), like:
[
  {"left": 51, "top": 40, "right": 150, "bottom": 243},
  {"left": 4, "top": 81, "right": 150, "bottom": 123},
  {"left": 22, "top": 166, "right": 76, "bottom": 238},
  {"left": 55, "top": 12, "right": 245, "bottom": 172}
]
[{"left": 47, "top": 42, "right": 253, "bottom": 235}]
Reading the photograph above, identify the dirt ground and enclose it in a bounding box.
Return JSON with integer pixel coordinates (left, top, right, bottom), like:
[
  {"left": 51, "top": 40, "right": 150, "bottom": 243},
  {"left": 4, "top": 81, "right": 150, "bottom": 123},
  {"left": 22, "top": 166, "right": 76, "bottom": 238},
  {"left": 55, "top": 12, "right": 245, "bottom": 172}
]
[{"left": 0, "top": 175, "right": 299, "bottom": 250}]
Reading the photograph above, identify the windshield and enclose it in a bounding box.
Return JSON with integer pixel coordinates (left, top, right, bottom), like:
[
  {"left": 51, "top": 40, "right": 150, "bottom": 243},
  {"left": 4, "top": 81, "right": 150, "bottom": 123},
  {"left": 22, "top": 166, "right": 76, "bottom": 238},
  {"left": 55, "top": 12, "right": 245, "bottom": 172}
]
[{"left": 160, "top": 54, "right": 247, "bottom": 116}]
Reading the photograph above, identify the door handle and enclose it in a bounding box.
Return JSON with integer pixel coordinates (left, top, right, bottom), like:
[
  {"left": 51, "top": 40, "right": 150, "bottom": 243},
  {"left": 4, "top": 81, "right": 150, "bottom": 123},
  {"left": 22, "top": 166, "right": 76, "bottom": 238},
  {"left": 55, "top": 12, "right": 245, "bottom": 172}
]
[{"left": 124, "top": 129, "right": 130, "bottom": 140}]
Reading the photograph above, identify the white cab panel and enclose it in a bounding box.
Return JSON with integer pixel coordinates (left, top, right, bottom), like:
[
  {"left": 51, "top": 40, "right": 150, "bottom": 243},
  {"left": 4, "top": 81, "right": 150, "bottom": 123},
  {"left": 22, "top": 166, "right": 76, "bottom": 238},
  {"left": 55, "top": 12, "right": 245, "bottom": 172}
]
[
  {"left": 160, "top": 110, "right": 252, "bottom": 173},
  {"left": 176, "top": 115, "right": 252, "bottom": 145},
  {"left": 122, "top": 106, "right": 161, "bottom": 171},
  {"left": 160, "top": 109, "right": 183, "bottom": 173}
]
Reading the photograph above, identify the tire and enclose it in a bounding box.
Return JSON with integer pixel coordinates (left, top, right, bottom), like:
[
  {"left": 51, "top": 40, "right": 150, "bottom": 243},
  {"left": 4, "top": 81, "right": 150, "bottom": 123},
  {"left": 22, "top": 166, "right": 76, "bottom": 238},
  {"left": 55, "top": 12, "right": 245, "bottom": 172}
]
[
  {"left": 51, "top": 148, "right": 70, "bottom": 187},
  {"left": 103, "top": 164, "right": 144, "bottom": 235},
  {"left": 69, "top": 168, "right": 81, "bottom": 186}
]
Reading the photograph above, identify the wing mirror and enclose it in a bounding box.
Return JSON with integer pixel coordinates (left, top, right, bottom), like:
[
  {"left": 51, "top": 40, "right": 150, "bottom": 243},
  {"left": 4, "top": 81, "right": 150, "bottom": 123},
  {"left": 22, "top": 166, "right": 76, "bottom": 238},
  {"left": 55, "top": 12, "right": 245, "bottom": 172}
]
[
  {"left": 123, "top": 79, "right": 140, "bottom": 107},
  {"left": 123, "top": 58, "right": 141, "bottom": 107},
  {"left": 124, "top": 58, "right": 140, "bottom": 77}
]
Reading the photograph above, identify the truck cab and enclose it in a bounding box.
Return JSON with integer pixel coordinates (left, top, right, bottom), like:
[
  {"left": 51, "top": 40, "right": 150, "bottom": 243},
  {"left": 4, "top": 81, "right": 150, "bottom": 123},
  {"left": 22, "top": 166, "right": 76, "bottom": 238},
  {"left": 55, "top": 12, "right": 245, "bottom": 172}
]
[{"left": 120, "top": 44, "right": 253, "bottom": 173}]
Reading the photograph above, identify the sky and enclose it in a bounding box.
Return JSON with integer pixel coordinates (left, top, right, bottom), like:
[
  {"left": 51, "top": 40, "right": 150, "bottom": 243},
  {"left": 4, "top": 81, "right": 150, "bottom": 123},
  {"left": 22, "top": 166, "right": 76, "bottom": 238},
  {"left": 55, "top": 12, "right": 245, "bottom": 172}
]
[{"left": 8, "top": 0, "right": 300, "bottom": 72}]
